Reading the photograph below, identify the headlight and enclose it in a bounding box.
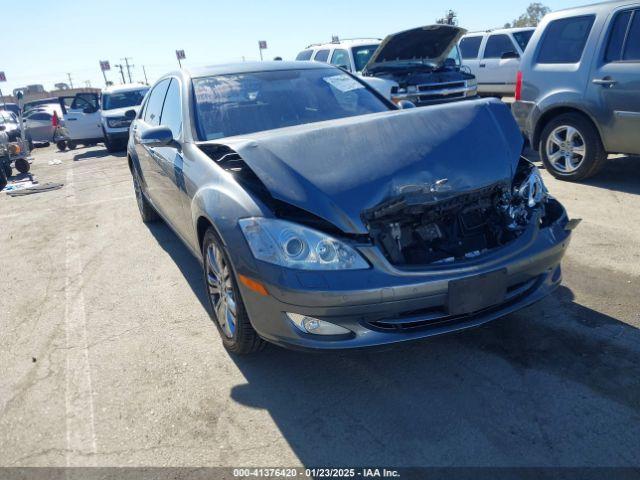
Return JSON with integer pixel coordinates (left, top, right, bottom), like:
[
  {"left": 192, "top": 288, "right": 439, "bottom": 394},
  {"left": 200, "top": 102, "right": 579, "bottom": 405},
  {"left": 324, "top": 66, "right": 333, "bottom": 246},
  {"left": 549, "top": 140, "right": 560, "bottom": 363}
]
[
  {"left": 516, "top": 165, "right": 548, "bottom": 207},
  {"left": 106, "top": 117, "right": 131, "bottom": 128},
  {"left": 239, "top": 217, "right": 369, "bottom": 270}
]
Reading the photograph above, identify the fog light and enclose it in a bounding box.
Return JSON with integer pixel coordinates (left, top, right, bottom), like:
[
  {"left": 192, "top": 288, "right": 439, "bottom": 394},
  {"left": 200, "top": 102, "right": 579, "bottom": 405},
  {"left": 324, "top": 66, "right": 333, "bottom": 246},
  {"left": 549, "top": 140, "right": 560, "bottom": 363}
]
[{"left": 286, "top": 312, "right": 351, "bottom": 336}]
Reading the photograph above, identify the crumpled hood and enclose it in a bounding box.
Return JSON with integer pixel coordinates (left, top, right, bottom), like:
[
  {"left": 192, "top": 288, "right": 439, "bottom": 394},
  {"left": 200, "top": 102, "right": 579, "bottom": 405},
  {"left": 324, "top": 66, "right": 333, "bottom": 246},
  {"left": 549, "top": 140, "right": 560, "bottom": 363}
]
[
  {"left": 364, "top": 24, "right": 467, "bottom": 72},
  {"left": 203, "top": 98, "right": 522, "bottom": 234},
  {"left": 101, "top": 105, "right": 141, "bottom": 119}
]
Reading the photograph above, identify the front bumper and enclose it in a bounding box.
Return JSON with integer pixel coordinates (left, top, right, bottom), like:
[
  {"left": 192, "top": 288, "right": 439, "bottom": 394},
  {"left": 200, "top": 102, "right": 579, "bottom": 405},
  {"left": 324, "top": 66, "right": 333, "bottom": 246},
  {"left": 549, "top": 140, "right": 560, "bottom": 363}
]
[
  {"left": 104, "top": 129, "right": 130, "bottom": 142},
  {"left": 232, "top": 200, "right": 573, "bottom": 351},
  {"left": 392, "top": 81, "right": 478, "bottom": 106}
]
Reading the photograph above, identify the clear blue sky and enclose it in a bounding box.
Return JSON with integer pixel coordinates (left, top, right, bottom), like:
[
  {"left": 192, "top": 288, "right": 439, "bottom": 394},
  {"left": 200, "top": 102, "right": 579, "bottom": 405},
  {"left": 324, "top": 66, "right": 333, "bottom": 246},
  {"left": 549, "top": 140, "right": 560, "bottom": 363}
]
[{"left": 1, "top": 0, "right": 587, "bottom": 94}]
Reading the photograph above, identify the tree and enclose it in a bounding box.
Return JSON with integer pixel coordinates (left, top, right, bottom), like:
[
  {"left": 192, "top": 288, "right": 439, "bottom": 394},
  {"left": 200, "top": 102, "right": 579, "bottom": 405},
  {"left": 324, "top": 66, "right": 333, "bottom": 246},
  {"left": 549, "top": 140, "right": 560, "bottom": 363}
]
[
  {"left": 436, "top": 10, "right": 458, "bottom": 26},
  {"left": 504, "top": 2, "right": 550, "bottom": 28}
]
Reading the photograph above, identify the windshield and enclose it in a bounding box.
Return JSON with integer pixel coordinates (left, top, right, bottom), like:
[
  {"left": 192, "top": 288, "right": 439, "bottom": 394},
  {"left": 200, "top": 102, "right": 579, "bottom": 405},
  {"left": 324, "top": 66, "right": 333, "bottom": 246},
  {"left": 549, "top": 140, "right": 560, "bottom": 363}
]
[
  {"left": 512, "top": 30, "right": 534, "bottom": 51},
  {"left": 351, "top": 44, "right": 380, "bottom": 72},
  {"left": 192, "top": 68, "right": 390, "bottom": 141},
  {"left": 102, "top": 89, "right": 148, "bottom": 110}
]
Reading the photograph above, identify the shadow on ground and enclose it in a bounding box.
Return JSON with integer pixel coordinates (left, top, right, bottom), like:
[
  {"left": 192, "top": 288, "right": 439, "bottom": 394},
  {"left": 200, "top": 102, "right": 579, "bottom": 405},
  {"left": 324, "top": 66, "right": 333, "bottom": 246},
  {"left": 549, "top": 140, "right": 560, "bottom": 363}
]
[
  {"left": 73, "top": 148, "right": 126, "bottom": 162},
  {"left": 147, "top": 220, "right": 640, "bottom": 467}
]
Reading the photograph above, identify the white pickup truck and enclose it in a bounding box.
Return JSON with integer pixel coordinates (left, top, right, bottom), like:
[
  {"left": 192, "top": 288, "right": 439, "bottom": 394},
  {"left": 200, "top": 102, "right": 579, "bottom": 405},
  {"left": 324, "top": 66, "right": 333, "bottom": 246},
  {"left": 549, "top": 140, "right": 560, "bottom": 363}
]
[{"left": 458, "top": 27, "right": 535, "bottom": 97}]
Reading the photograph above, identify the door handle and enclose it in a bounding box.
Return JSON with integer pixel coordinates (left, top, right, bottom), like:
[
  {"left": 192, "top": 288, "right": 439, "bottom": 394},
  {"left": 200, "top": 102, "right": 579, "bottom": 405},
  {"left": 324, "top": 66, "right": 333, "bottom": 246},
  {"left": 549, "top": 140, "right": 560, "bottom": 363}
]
[
  {"left": 479, "top": 63, "right": 486, "bottom": 68},
  {"left": 592, "top": 77, "right": 616, "bottom": 87}
]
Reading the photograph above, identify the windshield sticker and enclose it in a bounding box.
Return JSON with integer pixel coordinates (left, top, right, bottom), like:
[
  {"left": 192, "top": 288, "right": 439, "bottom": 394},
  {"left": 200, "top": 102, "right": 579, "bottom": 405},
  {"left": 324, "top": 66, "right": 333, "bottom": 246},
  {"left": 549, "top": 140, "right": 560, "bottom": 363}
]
[{"left": 323, "top": 75, "right": 364, "bottom": 93}]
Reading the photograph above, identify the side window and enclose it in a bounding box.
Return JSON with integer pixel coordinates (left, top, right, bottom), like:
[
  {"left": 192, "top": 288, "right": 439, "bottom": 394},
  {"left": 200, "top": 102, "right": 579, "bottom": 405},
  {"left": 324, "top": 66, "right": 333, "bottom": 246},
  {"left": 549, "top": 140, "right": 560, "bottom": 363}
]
[
  {"left": 512, "top": 30, "right": 534, "bottom": 51},
  {"left": 30, "top": 113, "right": 52, "bottom": 121},
  {"left": 71, "top": 93, "right": 99, "bottom": 111},
  {"left": 623, "top": 10, "right": 640, "bottom": 61},
  {"left": 314, "top": 49, "right": 330, "bottom": 62},
  {"left": 483, "top": 34, "right": 517, "bottom": 59},
  {"left": 296, "top": 50, "right": 313, "bottom": 61},
  {"left": 605, "top": 10, "right": 632, "bottom": 62},
  {"left": 537, "top": 15, "right": 595, "bottom": 64},
  {"left": 143, "top": 79, "right": 170, "bottom": 126},
  {"left": 160, "top": 79, "right": 182, "bottom": 138},
  {"left": 459, "top": 36, "right": 482, "bottom": 59},
  {"left": 330, "top": 49, "right": 351, "bottom": 71}
]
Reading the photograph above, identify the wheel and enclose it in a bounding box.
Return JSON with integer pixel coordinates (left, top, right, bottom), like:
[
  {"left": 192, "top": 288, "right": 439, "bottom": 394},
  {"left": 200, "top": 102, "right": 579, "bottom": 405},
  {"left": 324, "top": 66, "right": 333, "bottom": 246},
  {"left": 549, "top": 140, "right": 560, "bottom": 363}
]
[
  {"left": 132, "top": 168, "right": 160, "bottom": 223},
  {"left": 203, "top": 228, "right": 265, "bottom": 354},
  {"left": 104, "top": 134, "right": 116, "bottom": 153},
  {"left": 15, "top": 158, "right": 30, "bottom": 174},
  {"left": 56, "top": 141, "right": 67, "bottom": 151},
  {"left": 2, "top": 162, "right": 11, "bottom": 179},
  {"left": 0, "top": 165, "right": 7, "bottom": 191},
  {"left": 67, "top": 141, "right": 77, "bottom": 150},
  {"left": 539, "top": 113, "right": 606, "bottom": 181}
]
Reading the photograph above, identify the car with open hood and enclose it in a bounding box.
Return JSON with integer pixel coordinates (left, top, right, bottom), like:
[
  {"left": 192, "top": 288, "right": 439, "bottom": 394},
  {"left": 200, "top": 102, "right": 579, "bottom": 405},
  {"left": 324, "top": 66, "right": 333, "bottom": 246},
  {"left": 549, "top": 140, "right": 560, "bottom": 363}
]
[
  {"left": 361, "top": 24, "right": 478, "bottom": 105},
  {"left": 128, "top": 61, "right": 574, "bottom": 354}
]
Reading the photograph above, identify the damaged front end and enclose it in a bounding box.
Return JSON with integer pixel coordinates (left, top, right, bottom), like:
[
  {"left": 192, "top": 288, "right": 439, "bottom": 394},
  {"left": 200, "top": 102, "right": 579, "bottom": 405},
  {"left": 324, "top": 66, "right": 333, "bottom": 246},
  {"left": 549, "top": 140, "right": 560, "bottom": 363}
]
[{"left": 362, "top": 159, "right": 551, "bottom": 267}]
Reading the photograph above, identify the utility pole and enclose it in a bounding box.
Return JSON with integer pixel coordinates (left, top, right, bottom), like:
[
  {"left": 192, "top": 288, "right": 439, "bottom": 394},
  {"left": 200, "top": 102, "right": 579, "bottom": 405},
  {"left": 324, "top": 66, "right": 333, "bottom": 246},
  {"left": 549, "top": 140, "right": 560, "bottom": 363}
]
[
  {"left": 84, "top": 80, "right": 91, "bottom": 87},
  {"left": 66, "top": 73, "right": 74, "bottom": 89},
  {"left": 121, "top": 57, "right": 134, "bottom": 83},
  {"left": 142, "top": 65, "right": 149, "bottom": 85},
  {"left": 114, "top": 64, "right": 126, "bottom": 83}
]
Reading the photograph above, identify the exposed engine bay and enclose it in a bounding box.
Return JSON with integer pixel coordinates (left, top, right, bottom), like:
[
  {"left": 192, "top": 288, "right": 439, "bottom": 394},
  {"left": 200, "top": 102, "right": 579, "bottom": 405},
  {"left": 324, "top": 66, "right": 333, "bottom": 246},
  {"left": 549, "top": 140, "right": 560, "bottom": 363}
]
[{"left": 362, "top": 160, "right": 548, "bottom": 266}]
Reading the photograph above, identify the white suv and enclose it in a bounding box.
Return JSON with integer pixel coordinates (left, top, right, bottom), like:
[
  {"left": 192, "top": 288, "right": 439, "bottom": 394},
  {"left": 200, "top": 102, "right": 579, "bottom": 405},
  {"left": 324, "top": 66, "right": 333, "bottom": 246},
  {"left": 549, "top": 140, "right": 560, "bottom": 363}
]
[
  {"left": 101, "top": 84, "right": 149, "bottom": 152},
  {"left": 459, "top": 27, "right": 535, "bottom": 96}
]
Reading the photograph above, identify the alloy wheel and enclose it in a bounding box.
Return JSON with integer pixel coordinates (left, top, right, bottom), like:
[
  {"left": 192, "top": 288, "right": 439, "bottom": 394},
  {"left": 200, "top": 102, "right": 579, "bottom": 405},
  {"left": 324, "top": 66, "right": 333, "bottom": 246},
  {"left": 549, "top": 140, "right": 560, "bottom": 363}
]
[
  {"left": 545, "top": 125, "right": 587, "bottom": 173},
  {"left": 206, "top": 243, "right": 237, "bottom": 338}
]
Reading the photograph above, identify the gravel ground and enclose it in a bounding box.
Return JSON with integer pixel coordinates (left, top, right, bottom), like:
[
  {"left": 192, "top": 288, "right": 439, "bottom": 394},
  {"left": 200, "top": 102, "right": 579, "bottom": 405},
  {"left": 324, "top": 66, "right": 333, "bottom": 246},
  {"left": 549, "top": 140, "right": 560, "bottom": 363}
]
[{"left": 0, "top": 144, "right": 639, "bottom": 468}]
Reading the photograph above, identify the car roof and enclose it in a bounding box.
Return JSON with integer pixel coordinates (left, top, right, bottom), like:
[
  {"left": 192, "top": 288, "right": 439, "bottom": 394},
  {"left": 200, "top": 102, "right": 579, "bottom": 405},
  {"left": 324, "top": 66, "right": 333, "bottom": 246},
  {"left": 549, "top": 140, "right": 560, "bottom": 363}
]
[
  {"left": 181, "top": 61, "right": 334, "bottom": 79},
  {"left": 462, "top": 27, "right": 536, "bottom": 37},
  {"left": 305, "top": 38, "right": 382, "bottom": 50},
  {"left": 103, "top": 83, "right": 149, "bottom": 94},
  {"left": 553, "top": 0, "right": 636, "bottom": 14}
]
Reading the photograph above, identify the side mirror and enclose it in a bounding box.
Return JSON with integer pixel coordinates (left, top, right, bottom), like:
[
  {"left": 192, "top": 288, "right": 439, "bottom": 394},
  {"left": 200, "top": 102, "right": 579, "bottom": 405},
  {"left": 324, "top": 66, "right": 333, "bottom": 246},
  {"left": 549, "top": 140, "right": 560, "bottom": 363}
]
[
  {"left": 124, "top": 109, "right": 137, "bottom": 120},
  {"left": 140, "top": 126, "right": 173, "bottom": 147},
  {"left": 397, "top": 100, "right": 416, "bottom": 109},
  {"left": 501, "top": 51, "right": 520, "bottom": 60}
]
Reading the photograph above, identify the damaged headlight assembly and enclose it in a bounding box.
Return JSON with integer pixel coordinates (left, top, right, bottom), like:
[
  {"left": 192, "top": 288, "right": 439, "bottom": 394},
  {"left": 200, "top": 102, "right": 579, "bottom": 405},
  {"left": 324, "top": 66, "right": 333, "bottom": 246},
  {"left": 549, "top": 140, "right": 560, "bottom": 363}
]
[
  {"left": 239, "top": 218, "right": 369, "bottom": 270},
  {"left": 504, "top": 160, "right": 549, "bottom": 230}
]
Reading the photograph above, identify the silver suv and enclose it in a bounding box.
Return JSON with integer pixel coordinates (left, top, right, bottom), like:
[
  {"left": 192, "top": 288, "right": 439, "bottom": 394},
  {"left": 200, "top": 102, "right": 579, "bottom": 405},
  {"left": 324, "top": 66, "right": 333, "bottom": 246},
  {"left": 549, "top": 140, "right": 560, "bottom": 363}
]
[{"left": 512, "top": 0, "right": 640, "bottom": 181}]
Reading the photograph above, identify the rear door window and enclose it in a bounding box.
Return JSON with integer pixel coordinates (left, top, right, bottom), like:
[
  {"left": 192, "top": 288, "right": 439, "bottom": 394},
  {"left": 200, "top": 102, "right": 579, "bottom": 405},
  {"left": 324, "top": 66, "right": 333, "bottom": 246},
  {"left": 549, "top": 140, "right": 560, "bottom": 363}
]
[
  {"left": 143, "top": 79, "right": 170, "bottom": 126},
  {"left": 296, "top": 50, "right": 313, "bottom": 61},
  {"left": 605, "top": 10, "right": 632, "bottom": 62},
  {"left": 459, "top": 36, "right": 482, "bottom": 59},
  {"left": 483, "top": 34, "right": 517, "bottom": 59},
  {"left": 314, "top": 49, "right": 330, "bottom": 62},
  {"left": 537, "top": 15, "right": 595, "bottom": 63}
]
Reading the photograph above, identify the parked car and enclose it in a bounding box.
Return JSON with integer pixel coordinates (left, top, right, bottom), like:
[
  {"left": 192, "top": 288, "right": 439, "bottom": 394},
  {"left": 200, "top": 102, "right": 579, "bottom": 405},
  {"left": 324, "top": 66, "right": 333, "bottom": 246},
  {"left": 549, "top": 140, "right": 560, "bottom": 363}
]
[
  {"left": 0, "top": 110, "right": 22, "bottom": 142},
  {"left": 101, "top": 84, "right": 149, "bottom": 152},
  {"left": 459, "top": 27, "right": 535, "bottom": 96},
  {"left": 23, "top": 97, "right": 60, "bottom": 114},
  {"left": 361, "top": 25, "right": 477, "bottom": 105},
  {"left": 128, "top": 61, "right": 573, "bottom": 354},
  {"left": 296, "top": 38, "right": 400, "bottom": 100},
  {"left": 0, "top": 103, "right": 20, "bottom": 116},
  {"left": 512, "top": 0, "right": 640, "bottom": 181},
  {"left": 23, "top": 108, "right": 58, "bottom": 143},
  {"left": 57, "top": 92, "right": 102, "bottom": 150}
]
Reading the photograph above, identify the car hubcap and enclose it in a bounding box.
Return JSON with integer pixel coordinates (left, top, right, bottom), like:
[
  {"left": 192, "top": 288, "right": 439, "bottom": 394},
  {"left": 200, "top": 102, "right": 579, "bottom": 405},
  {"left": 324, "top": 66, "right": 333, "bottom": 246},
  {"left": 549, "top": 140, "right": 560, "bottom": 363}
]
[
  {"left": 546, "top": 125, "right": 587, "bottom": 173},
  {"left": 206, "top": 243, "right": 237, "bottom": 338}
]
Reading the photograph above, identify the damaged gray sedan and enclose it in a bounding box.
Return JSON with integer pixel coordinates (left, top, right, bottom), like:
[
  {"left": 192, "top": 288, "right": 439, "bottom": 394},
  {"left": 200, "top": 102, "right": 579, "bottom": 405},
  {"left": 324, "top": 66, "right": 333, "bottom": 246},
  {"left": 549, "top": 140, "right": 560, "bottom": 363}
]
[{"left": 127, "top": 61, "right": 575, "bottom": 354}]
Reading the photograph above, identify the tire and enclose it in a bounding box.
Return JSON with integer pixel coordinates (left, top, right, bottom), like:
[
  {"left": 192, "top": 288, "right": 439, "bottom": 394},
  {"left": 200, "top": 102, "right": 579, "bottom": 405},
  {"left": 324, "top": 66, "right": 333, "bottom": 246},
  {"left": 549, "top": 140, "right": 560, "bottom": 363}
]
[
  {"left": 56, "top": 141, "right": 67, "bottom": 151},
  {"left": 202, "top": 228, "right": 265, "bottom": 355},
  {"left": 67, "top": 141, "right": 77, "bottom": 150},
  {"left": 0, "top": 165, "right": 7, "bottom": 191},
  {"left": 132, "top": 168, "right": 160, "bottom": 223},
  {"left": 539, "top": 113, "right": 606, "bottom": 181},
  {"left": 2, "top": 162, "right": 11, "bottom": 179},
  {"left": 104, "top": 134, "right": 116, "bottom": 153},
  {"left": 15, "top": 158, "right": 30, "bottom": 174}
]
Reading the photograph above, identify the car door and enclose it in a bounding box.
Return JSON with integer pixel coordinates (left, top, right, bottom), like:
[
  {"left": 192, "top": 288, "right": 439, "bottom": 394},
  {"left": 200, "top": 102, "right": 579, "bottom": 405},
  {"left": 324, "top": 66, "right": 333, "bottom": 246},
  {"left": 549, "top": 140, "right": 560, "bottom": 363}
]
[
  {"left": 59, "top": 93, "right": 102, "bottom": 141},
  {"left": 134, "top": 78, "right": 171, "bottom": 213},
  {"left": 588, "top": 7, "right": 640, "bottom": 155},
  {"left": 23, "top": 111, "right": 53, "bottom": 142},
  {"left": 459, "top": 35, "right": 483, "bottom": 80},
  {"left": 480, "top": 34, "right": 521, "bottom": 94},
  {"left": 151, "top": 78, "right": 192, "bottom": 238}
]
